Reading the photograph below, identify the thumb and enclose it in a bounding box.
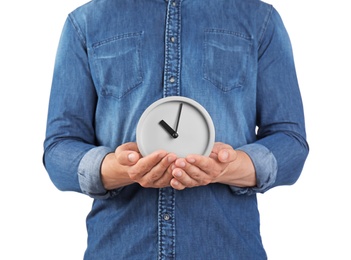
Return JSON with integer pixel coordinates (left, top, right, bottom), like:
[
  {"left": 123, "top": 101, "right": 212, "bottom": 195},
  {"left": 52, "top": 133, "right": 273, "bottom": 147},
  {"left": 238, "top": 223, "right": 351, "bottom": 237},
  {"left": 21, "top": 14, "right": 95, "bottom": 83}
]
[
  {"left": 115, "top": 142, "right": 141, "bottom": 166},
  {"left": 127, "top": 152, "right": 139, "bottom": 163},
  {"left": 218, "top": 149, "right": 237, "bottom": 163},
  {"left": 116, "top": 151, "right": 140, "bottom": 166}
]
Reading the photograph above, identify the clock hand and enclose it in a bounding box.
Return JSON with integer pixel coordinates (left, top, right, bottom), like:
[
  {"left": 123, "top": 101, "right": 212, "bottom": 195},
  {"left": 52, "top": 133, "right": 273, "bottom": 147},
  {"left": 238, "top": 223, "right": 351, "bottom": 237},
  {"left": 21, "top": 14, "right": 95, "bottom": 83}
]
[
  {"left": 175, "top": 103, "right": 183, "bottom": 133},
  {"left": 159, "top": 120, "right": 179, "bottom": 138}
]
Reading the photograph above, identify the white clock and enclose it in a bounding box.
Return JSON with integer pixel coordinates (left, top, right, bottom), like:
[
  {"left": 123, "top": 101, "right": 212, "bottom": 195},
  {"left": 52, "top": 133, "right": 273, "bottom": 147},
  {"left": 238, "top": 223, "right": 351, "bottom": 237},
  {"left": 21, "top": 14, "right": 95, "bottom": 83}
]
[{"left": 136, "top": 96, "right": 215, "bottom": 158}]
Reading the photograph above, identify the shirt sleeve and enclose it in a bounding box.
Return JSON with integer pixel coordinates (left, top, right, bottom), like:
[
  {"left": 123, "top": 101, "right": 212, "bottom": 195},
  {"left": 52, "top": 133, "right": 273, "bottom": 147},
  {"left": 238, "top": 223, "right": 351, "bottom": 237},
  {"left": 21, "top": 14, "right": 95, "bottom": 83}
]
[
  {"left": 237, "top": 144, "right": 277, "bottom": 192},
  {"left": 229, "top": 7, "right": 309, "bottom": 195},
  {"left": 78, "top": 147, "right": 114, "bottom": 199},
  {"left": 43, "top": 15, "right": 112, "bottom": 198}
]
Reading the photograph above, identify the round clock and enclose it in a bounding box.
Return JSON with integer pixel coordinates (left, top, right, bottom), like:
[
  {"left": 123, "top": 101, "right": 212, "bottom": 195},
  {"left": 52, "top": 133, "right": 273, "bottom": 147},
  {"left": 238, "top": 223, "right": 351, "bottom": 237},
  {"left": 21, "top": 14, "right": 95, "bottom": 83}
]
[{"left": 136, "top": 96, "right": 215, "bottom": 158}]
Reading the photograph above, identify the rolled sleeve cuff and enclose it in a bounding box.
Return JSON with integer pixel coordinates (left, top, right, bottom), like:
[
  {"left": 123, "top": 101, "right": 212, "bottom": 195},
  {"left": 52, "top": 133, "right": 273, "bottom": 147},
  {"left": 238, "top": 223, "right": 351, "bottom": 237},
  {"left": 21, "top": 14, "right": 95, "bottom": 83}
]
[
  {"left": 78, "top": 146, "right": 114, "bottom": 199},
  {"left": 231, "top": 143, "right": 277, "bottom": 195}
]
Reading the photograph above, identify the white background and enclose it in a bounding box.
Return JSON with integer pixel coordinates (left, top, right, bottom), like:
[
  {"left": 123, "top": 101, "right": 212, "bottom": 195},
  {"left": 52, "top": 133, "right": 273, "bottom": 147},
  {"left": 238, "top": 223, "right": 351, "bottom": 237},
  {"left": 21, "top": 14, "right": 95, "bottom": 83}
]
[{"left": 1, "top": 0, "right": 350, "bottom": 259}]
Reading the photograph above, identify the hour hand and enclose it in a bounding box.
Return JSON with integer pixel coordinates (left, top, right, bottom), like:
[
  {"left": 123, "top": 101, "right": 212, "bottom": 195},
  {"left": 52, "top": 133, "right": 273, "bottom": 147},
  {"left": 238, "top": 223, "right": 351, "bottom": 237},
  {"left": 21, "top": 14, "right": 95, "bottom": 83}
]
[{"left": 159, "top": 120, "right": 178, "bottom": 138}]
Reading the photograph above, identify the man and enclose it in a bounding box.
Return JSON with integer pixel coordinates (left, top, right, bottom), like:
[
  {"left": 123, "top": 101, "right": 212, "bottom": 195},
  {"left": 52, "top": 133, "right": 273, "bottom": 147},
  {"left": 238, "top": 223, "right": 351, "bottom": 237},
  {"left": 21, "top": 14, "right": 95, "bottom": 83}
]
[{"left": 43, "top": 0, "right": 309, "bottom": 258}]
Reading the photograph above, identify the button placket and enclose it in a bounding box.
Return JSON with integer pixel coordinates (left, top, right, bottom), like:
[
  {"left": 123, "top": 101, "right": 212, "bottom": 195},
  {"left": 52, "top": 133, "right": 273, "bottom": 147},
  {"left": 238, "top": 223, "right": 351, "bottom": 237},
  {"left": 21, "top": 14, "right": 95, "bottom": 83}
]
[
  {"left": 159, "top": 4, "right": 181, "bottom": 258},
  {"left": 163, "top": 0, "right": 181, "bottom": 97},
  {"left": 158, "top": 187, "right": 176, "bottom": 260}
]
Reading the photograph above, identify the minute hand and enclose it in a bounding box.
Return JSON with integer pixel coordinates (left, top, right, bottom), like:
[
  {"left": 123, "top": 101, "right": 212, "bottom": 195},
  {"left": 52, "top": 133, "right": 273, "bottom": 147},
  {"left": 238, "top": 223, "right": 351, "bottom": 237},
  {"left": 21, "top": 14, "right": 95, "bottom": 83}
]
[
  {"left": 159, "top": 120, "right": 179, "bottom": 138},
  {"left": 175, "top": 103, "right": 183, "bottom": 133}
]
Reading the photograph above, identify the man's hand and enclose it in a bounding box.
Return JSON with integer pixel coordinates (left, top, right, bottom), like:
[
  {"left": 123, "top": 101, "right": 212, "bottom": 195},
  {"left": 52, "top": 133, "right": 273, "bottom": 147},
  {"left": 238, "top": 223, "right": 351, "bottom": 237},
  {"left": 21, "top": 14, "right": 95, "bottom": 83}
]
[
  {"left": 170, "top": 142, "right": 257, "bottom": 190},
  {"left": 101, "top": 142, "right": 177, "bottom": 190}
]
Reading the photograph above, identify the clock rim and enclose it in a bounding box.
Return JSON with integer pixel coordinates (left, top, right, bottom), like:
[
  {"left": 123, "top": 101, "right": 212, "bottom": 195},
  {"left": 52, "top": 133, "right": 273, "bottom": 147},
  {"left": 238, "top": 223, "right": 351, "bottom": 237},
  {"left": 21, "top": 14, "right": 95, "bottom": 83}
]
[{"left": 136, "top": 96, "right": 215, "bottom": 157}]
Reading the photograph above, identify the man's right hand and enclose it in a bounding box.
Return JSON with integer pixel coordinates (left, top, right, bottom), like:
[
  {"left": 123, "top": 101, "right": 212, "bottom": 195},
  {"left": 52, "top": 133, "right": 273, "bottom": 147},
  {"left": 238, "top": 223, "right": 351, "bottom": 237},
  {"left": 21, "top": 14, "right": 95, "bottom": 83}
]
[{"left": 101, "top": 142, "right": 177, "bottom": 190}]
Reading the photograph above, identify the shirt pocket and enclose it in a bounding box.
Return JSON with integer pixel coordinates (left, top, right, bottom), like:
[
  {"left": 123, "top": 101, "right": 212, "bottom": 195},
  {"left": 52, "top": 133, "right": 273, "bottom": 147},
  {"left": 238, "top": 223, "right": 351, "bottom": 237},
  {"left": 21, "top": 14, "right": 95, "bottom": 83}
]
[
  {"left": 91, "top": 32, "right": 143, "bottom": 99},
  {"left": 203, "top": 29, "right": 252, "bottom": 92}
]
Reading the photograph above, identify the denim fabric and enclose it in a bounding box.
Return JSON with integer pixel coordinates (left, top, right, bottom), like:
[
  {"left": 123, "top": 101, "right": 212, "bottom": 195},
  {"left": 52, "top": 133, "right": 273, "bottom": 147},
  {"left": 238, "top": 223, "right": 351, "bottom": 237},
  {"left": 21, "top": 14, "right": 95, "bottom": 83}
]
[{"left": 43, "top": 0, "right": 309, "bottom": 259}]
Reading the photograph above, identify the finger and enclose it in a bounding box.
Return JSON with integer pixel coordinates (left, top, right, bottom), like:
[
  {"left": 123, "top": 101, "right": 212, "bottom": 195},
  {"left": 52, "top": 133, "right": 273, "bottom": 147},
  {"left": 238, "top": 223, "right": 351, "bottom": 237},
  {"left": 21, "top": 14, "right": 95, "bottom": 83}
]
[
  {"left": 114, "top": 142, "right": 141, "bottom": 166},
  {"left": 217, "top": 148, "right": 237, "bottom": 163},
  {"left": 184, "top": 155, "right": 214, "bottom": 171},
  {"left": 211, "top": 142, "right": 233, "bottom": 155},
  {"left": 194, "top": 146, "right": 237, "bottom": 165},
  {"left": 172, "top": 168, "right": 195, "bottom": 186},
  {"left": 173, "top": 160, "right": 211, "bottom": 186},
  {"left": 133, "top": 150, "right": 168, "bottom": 175},
  {"left": 116, "top": 150, "right": 141, "bottom": 166},
  {"left": 145, "top": 153, "right": 177, "bottom": 180},
  {"left": 170, "top": 177, "right": 186, "bottom": 190},
  {"left": 182, "top": 155, "right": 223, "bottom": 181},
  {"left": 155, "top": 153, "right": 177, "bottom": 174},
  {"left": 128, "top": 150, "right": 167, "bottom": 184},
  {"left": 116, "top": 142, "right": 139, "bottom": 153},
  {"left": 143, "top": 153, "right": 177, "bottom": 187}
]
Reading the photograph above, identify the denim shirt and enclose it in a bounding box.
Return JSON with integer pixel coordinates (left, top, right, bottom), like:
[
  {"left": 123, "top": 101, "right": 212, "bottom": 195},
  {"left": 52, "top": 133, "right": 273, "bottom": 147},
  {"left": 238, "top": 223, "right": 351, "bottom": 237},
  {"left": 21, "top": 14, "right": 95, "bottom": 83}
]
[{"left": 43, "top": 0, "right": 309, "bottom": 259}]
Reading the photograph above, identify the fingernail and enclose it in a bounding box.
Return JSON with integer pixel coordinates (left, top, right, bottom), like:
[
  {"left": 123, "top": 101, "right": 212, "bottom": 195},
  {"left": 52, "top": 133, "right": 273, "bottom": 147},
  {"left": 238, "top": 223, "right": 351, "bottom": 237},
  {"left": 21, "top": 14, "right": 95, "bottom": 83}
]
[
  {"left": 128, "top": 153, "right": 136, "bottom": 162},
  {"left": 221, "top": 151, "right": 229, "bottom": 161},
  {"left": 174, "top": 170, "right": 182, "bottom": 177},
  {"left": 176, "top": 160, "right": 186, "bottom": 167},
  {"left": 186, "top": 158, "right": 195, "bottom": 163}
]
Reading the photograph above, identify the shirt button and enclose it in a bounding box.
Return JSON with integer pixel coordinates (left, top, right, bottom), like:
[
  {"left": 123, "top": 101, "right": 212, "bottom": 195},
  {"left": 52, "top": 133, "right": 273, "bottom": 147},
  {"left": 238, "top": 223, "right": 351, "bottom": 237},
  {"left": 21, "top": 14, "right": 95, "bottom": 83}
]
[
  {"left": 170, "top": 36, "right": 176, "bottom": 43},
  {"left": 172, "top": 1, "right": 177, "bottom": 6},
  {"left": 169, "top": 77, "right": 175, "bottom": 83},
  {"left": 164, "top": 214, "right": 171, "bottom": 221}
]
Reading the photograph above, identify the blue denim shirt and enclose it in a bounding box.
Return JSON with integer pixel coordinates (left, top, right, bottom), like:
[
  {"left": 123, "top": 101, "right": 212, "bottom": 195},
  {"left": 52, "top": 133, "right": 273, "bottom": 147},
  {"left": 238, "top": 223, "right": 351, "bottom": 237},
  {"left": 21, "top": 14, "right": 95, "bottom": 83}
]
[{"left": 43, "top": 0, "right": 309, "bottom": 259}]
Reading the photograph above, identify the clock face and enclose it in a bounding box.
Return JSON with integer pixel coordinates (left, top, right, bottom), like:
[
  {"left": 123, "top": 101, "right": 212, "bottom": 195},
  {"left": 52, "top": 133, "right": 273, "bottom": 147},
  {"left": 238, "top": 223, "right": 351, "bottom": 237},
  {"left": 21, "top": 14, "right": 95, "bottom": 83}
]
[{"left": 136, "top": 96, "right": 215, "bottom": 158}]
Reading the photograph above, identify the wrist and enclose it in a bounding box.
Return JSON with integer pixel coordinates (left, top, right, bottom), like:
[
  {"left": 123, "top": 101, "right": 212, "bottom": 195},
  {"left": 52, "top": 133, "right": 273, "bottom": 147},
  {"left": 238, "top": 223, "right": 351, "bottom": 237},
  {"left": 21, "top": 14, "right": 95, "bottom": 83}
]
[
  {"left": 218, "top": 151, "right": 256, "bottom": 187},
  {"left": 101, "top": 153, "right": 133, "bottom": 190}
]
